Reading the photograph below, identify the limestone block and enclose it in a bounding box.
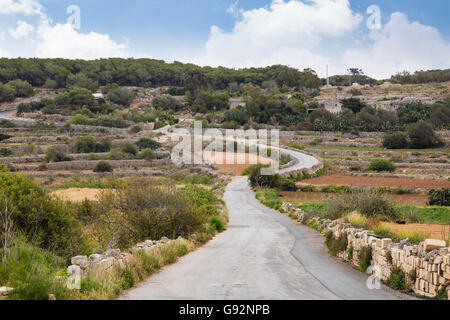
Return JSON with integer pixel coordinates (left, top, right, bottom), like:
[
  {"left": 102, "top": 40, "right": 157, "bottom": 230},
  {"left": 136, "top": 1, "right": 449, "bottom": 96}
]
[
  {"left": 423, "top": 239, "right": 447, "bottom": 253},
  {"left": 89, "top": 254, "right": 104, "bottom": 263},
  {"left": 71, "top": 256, "right": 89, "bottom": 269},
  {"left": 381, "top": 238, "right": 392, "bottom": 249},
  {"left": 90, "top": 257, "right": 116, "bottom": 279}
]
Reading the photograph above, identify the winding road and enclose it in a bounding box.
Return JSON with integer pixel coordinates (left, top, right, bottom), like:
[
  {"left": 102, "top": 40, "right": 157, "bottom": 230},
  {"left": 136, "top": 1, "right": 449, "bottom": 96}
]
[{"left": 121, "top": 143, "right": 407, "bottom": 300}]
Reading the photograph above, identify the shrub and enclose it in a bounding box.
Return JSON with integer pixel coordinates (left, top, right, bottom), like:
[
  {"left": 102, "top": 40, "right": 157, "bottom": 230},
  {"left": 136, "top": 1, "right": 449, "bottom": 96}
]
[
  {"left": 437, "top": 287, "right": 448, "bottom": 301},
  {"left": 324, "top": 231, "right": 348, "bottom": 256},
  {"left": 7, "top": 80, "right": 33, "bottom": 97},
  {"left": 383, "top": 132, "right": 409, "bottom": 149},
  {"left": 428, "top": 189, "right": 450, "bottom": 207},
  {"left": 94, "top": 161, "right": 113, "bottom": 173},
  {"left": 120, "top": 142, "right": 138, "bottom": 155},
  {"left": 139, "top": 148, "right": 156, "bottom": 161},
  {"left": 107, "top": 88, "right": 136, "bottom": 106},
  {"left": 69, "top": 114, "right": 94, "bottom": 126},
  {"left": 0, "top": 133, "right": 11, "bottom": 142},
  {"left": 0, "top": 148, "right": 12, "bottom": 157},
  {"left": 73, "top": 136, "right": 111, "bottom": 153},
  {"left": 386, "top": 251, "right": 393, "bottom": 265},
  {"left": 93, "top": 179, "right": 207, "bottom": 249},
  {"left": 119, "top": 267, "right": 135, "bottom": 289},
  {"left": 136, "top": 138, "right": 161, "bottom": 150},
  {"left": 209, "top": 217, "right": 225, "bottom": 232},
  {"left": 358, "top": 246, "right": 372, "bottom": 272},
  {"left": 388, "top": 266, "right": 407, "bottom": 291},
  {"left": 44, "top": 146, "right": 72, "bottom": 163},
  {"left": 368, "top": 159, "right": 396, "bottom": 172},
  {"left": 0, "top": 244, "right": 65, "bottom": 300},
  {"left": 246, "top": 164, "right": 282, "bottom": 189},
  {"left": 407, "top": 121, "right": 445, "bottom": 149},
  {"left": 347, "top": 245, "right": 354, "bottom": 261},
  {"left": 0, "top": 169, "right": 86, "bottom": 258}
]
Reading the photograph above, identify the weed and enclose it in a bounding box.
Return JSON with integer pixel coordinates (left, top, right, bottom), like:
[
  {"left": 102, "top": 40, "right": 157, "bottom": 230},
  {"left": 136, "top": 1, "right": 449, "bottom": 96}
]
[
  {"left": 388, "top": 266, "right": 408, "bottom": 291},
  {"left": 358, "top": 246, "right": 372, "bottom": 272}
]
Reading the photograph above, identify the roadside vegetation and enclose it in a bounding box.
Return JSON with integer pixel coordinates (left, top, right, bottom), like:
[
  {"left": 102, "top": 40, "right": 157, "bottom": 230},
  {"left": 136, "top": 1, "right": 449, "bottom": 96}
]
[{"left": 0, "top": 167, "right": 228, "bottom": 300}]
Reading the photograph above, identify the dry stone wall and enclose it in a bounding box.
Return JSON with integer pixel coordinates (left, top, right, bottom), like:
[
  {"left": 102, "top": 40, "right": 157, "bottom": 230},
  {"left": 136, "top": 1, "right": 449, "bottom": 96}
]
[{"left": 281, "top": 202, "right": 450, "bottom": 300}]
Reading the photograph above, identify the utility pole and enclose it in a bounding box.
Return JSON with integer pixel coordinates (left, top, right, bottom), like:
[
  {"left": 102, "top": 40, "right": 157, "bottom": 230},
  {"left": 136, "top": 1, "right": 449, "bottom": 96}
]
[{"left": 326, "top": 64, "right": 330, "bottom": 86}]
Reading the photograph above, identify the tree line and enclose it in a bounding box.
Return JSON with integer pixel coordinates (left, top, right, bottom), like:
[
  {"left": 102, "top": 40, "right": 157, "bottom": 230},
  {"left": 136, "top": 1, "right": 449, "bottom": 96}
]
[{"left": 0, "top": 58, "right": 321, "bottom": 92}]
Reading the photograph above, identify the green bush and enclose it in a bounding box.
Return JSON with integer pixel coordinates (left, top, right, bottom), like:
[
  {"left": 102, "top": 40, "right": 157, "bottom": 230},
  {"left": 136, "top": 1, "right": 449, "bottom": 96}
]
[
  {"left": 407, "top": 121, "right": 445, "bottom": 149},
  {"left": 0, "top": 243, "right": 66, "bottom": 300},
  {"left": 44, "top": 146, "right": 72, "bottom": 163},
  {"left": 73, "top": 136, "right": 111, "bottom": 153},
  {"left": 139, "top": 148, "right": 156, "bottom": 161},
  {"left": 383, "top": 132, "right": 409, "bottom": 149},
  {"left": 0, "top": 133, "right": 11, "bottom": 142},
  {"left": 428, "top": 189, "right": 450, "bottom": 207},
  {"left": 209, "top": 217, "right": 225, "bottom": 232},
  {"left": 437, "top": 287, "right": 448, "bottom": 301},
  {"left": 246, "top": 164, "right": 282, "bottom": 189},
  {"left": 120, "top": 267, "right": 135, "bottom": 289},
  {"left": 0, "top": 169, "right": 86, "bottom": 258},
  {"left": 324, "top": 231, "right": 348, "bottom": 256},
  {"left": 120, "top": 142, "right": 138, "bottom": 155},
  {"left": 94, "top": 179, "right": 207, "bottom": 249},
  {"left": 94, "top": 161, "right": 113, "bottom": 173},
  {"left": 387, "top": 266, "right": 407, "bottom": 291},
  {"left": 136, "top": 138, "right": 161, "bottom": 150},
  {"left": 358, "top": 246, "right": 372, "bottom": 272},
  {"left": 368, "top": 159, "right": 396, "bottom": 172}
]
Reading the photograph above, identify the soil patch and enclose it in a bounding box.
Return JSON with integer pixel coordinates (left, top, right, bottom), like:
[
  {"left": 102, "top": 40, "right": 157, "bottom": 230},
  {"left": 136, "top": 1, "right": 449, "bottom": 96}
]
[
  {"left": 204, "top": 151, "right": 272, "bottom": 176},
  {"left": 52, "top": 188, "right": 102, "bottom": 202}
]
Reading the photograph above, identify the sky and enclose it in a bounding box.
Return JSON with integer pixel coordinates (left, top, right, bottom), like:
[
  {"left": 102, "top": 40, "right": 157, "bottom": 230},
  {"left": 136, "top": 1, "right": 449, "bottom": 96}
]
[{"left": 1, "top": 0, "right": 450, "bottom": 79}]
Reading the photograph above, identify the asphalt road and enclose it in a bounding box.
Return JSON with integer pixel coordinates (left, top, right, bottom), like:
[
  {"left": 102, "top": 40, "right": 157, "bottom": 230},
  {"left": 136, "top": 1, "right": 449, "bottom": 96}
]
[{"left": 121, "top": 176, "right": 406, "bottom": 300}]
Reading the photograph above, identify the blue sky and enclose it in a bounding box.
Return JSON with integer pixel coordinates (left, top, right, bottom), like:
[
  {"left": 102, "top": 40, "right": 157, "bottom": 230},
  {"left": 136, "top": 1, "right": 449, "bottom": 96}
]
[{"left": 1, "top": 0, "right": 450, "bottom": 78}]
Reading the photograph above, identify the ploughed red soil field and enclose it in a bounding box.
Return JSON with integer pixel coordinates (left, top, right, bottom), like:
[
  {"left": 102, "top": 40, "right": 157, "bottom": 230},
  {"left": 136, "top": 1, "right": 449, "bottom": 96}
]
[
  {"left": 299, "top": 174, "right": 450, "bottom": 189},
  {"left": 203, "top": 151, "right": 272, "bottom": 176},
  {"left": 280, "top": 191, "right": 429, "bottom": 206}
]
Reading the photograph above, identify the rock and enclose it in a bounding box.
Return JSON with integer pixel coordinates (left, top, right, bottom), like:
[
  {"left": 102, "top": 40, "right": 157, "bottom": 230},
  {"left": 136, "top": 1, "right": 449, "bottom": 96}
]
[
  {"left": 160, "top": 237, "right": 170, "bottom": 244},
  {"left": 105, "top": 249, "right": 121, "bottom": 258},
  {"left": 425, "top": 250, "right": 439, "bottom": 262},
  {"left": 48, "top": 294, "right": 56, "bottom": 300},
  {"left": 92, "top": 248, "right": 104, "bottom": 255},
  {"left": 71, "top": 256, "right": 89, "bottom": 268},
  {"left": 381, "top": 238, "right": 392, "bottom": 249},
  {"left": 423, "top": 239, "right": 447, "bottom": 253},
  {"left": 89, "top": 257, "right": 116, "bottom": 279},
  {"left": 89, "top": 254, "right": 105, "bottom": 263}
]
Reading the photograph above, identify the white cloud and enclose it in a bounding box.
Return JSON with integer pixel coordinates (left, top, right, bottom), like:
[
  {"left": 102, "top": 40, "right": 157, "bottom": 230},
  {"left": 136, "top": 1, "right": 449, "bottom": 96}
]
[
  {"left": 195, "top": 0, "right": 361, "bottom": 72},
  {"left": 0, "top": 0, "right": 43, "bottom": 16},
  {"left": 342, "top": 12, "right": 450, "bottom": 79},
  {"left": 35, "top": 23, "right": 128, "bottom": 59},
  {"left": 9, "top": 20, "right": 34, "bottom": 39}
]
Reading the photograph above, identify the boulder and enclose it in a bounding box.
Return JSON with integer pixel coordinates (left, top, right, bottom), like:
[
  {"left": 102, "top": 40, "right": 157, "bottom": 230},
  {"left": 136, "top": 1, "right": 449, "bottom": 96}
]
[
  {"left": 71, "top": 256, "right": 89, "bottom": 269},
  {"left": 92, "top": 248, "right": 104, "bottom": 255},
  {"left": 89, "top": 254, "right": 105, "bottom": 263},
  {"left": 105, "top": 249, "right": 121, "bottom": 258},
  {"left": 423, "top": 239, "right": 447, "bottom": 253}
]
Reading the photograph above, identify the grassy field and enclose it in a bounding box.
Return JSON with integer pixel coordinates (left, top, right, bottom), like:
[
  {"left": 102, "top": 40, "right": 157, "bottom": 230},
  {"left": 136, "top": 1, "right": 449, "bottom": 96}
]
[{"left": 289, "top": 143, "right": 450, "bottom": 154}]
